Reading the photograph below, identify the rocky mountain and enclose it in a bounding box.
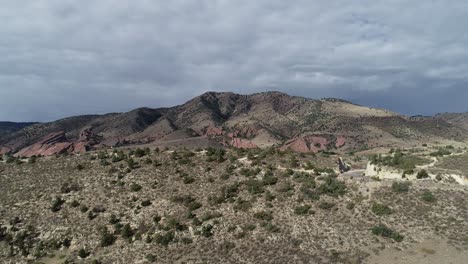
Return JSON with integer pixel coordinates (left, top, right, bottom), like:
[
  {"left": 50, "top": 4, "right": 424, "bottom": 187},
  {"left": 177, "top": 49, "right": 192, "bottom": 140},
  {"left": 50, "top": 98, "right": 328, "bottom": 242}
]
[{"left": 1, "top": 91, "right": 467, "bottom": 157}]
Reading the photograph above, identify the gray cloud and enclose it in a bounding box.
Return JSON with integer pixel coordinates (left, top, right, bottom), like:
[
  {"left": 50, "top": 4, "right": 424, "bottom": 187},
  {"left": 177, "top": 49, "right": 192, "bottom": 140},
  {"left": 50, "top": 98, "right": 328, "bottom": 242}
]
[{"left": 1, "top": 0, "right": 468, "bottom": 121}]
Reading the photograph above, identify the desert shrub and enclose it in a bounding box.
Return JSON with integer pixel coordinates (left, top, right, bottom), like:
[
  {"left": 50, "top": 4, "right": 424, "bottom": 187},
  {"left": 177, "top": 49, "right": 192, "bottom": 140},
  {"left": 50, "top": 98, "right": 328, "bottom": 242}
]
[
  {"left": 416, "top": 169, "right": 429, "bottom": 179},
  {"left": 346, "top": 202, "right": 355, "bottom": 210},
  {"left": 240, "top": 167, "right": 261, "bottom": 177},
  {"left": 198, "top": 224, "right": 214, "bottom": 237},
  {"left": 100, "top": 159, "right": 110, "bottom": 167},
  {"left": 253, "top": 211, "right": 273, "bottom": 221},
  {"left": 146, "top": 254, "right": 157, "bottom": 262},
  {"left": 421, "top": 190, "right": 436, "bottom": 203},
  {"left": 183, "top": 176, "right": 195, "bottom": 184},
  {"left": 262, "top": 174, "right": 278, "bottom": 185},
  {"left": 28, "top": 155, "right": 37, "bottom": 164},
  {"left": 392, "top": 181, "right": 411, "bottom": 193},
  {"left": 233, "top": 199, "right": 253, "bottom": 211},
  {"left": 80, "top": 204, "right": 89, "bottom": 213},
  {"left": 318, "top": 201, "right": 335, "bottom": 210},
  {"left": 60, "top": 182, "right": 80, "bottom": 193},
  {"left": 317, "top": 176, "right": 346, "bottom": 196},
  {"left": 276, "top": 181, "right": 294, "bottom": 193},
  {"left": 263, "top": 222, "right": 280, "bottom": 233},
  {"left": 99, "top": 226, "right": 116, "bottom": 247},
  {"left": 206, "top": 148, "right": 226, "bottom": 163},
  {"left": 130, "top": 183, "right": 142, "bottom": 192},
  {"left": 200, "top": 211, "right": 222, "bottom": 222},
  {"left": 435, "top": 173, "right": 443, "bottom": 181},
  {"left": 371, "top": 224, "right": 403, "bottom": 242},
  {"left": 127, "top": 158, "right": 136, "bottom": 169},
  {"left": 371, "top": 203, "right": 392, "bottom": 215},
  {"left": 141, "top": 200, "right": 151, "bottom": 207},
  {"left": 244, "top": 179, "right": 265, "bottom": 194},
  {"left": 134, "top": 148, "right": 147, "bottom": 157},
  {"left": 154, "top": 231, "right": 175, "bottom": 246},
  {"left": 294, "top": 205, "right": 312, "bottom": 215},
  {"left": 370, "top": 150, "right": 428, "bottom": 171},
  {"left": 289, "top": 155, "right": 299, "bottom": 168},
  {"left": 67, "top": 199, "right": 79, "bottom": 208},
  {"left": 171, "top": 195, "right": 202, "bottom": 211},
  {"left": 430, "top": 148, "right": 451, "bottom": 157},
  {"left": 78, "top": 248, "right": 90, "bottom": 258},
  {"left": 51, "top": 197, "right": 65, "bottom": 212},
  {"left": 121, "top": 224, "right": 134, "bottom": 239}
]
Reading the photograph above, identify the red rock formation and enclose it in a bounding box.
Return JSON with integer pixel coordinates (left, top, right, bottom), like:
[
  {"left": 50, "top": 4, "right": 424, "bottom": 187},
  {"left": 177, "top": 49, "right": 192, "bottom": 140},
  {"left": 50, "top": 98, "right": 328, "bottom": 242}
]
[
  {"left": 228, "top": 126, "right": 259, "bottom": 138},
  {"left": 335, "top": 136, "right": 346, "bottom": 148},
  {"left": 281, "top": 135, "right": 330, "bottom": 153},
  {"left": 229, "top": 138, "right": 257, "bottom": 149},
  {"left": 15, "top": 132, "right": 73, "bottom": 157},
  {"left": 205, "top": 126, "right": 224, "bottom": 136},
  {"left": 0, "top": 147, "right": 11, "bottom": 155}
]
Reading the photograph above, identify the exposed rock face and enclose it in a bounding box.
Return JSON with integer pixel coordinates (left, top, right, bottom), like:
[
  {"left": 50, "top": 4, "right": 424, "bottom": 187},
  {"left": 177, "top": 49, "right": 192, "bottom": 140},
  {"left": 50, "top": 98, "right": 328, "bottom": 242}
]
[
  {"left": 228, "top": 126, "right": 259, "bottom": 139},
  {"left": 204, "top": 126, "right": 224, "bottom": 136},
  {"left": 14, "top": 131, "right": 94, "bottom": 157},
  {"left": 0, "top": 147, "right": 11, "bottom": 155},
  {"left": 336, "top": 136, "right": 346, "bottom": 148},
  {"left": 15, "top": 132, "right": 73, "bottom": 157},
  {"left": 281, "top": 135, "right": 331, "bottom": 153},
  {"left": 229, "top": 138, "right": 257, "bottom": 149}
]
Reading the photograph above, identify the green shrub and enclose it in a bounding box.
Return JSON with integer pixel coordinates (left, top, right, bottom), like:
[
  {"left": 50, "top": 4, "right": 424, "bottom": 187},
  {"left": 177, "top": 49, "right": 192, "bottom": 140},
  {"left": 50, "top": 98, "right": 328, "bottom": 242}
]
[
  {"left": 294, "top": 205, "right": 312, "bottom": 215},
  {"left": 141, "top": 200, "right": 151, "bottom": 207},
  {"left": 371, "top": 224, "right": 403, "bottom": 242},
  {"left": 421, "top": 190, "right": 436, "bottom": 203},
  {"left": 154, "top": 231, "right": 174, "bottom": 246},
  {"left": 370, "top": 150, "right": 427, "bottom": 171},
  {"left": 416, "top": 170, "right": 429, "bottom": 179},
  {"left": 78, "top": 248, "right": 90, "bottom": 259},
  {"left": 318, "top": 201, "right": 335, "bottom": 210},
  {"left": 254, "top": 211, "right": 273, "bottom": 221},
  {"left": 130, "top": 183, "right": 142, "bottom": 192},
  {"left": 392, "top": 181, "right": 411, "bottom": 193},
  {"left": 121, "top": 224, "right": 134, "bottom": 239},
  {"left": 99, "top": 226, "right": 116, "bottom": 247},
  {"left": 371, "top": 203, "right": 392, "bottom": 215},
  {"left": 70, "top": 200, "right": 80, "bottom": 208},
  {"left": 51, "top": 197, "right": 65, "bottom": 212},
  {"left": 317, "top": 176, "right": 346, "bottom": 196},
  {"left": 233, "top": 199, "right": 252, "bottom": 211}
]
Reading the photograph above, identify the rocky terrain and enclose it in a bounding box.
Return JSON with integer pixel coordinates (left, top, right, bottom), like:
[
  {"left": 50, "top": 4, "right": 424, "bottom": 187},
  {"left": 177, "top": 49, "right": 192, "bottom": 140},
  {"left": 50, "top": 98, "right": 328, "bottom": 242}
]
[
  {"left": 0, "top": 145, "right": 467, "bottom": 264},
  {"left": 1, "top": 92, "right": 468, "bottom": 158}
]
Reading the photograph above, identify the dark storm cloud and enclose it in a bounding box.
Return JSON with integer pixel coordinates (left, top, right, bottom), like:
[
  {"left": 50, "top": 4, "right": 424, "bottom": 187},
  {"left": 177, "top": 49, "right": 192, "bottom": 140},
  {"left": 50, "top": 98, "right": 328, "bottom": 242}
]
[{"left": 1, "top": 0, "right": 468, "bottom": 121}]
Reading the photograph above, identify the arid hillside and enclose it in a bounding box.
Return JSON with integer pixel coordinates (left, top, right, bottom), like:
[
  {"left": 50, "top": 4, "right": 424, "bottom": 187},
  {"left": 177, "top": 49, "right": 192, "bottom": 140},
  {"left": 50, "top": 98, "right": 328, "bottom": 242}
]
[
  {"left": 0, "top": 146, "right": 467, "bottom": 264},
  {"left": 1, "top": 92, "right": 467, "bottom": 158}
]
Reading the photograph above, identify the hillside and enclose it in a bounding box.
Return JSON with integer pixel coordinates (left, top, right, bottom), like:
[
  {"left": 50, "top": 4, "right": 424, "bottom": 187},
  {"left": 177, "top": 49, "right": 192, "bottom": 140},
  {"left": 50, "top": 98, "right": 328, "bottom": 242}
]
[
  {"left": 0, "top": 147, "right": 467, "bottom": 263},
  {"left": 1, "top": 92, "right": 467, "bottom": 157},
  {"left": 0, "top": 122, "right": 36, "bottom": 137}
]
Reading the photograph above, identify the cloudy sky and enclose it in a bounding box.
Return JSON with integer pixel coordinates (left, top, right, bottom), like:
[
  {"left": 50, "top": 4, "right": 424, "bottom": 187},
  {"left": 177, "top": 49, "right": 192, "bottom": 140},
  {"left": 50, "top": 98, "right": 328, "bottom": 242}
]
[{"left": 1, "top": 0, "right": 468, "bottom": 121}]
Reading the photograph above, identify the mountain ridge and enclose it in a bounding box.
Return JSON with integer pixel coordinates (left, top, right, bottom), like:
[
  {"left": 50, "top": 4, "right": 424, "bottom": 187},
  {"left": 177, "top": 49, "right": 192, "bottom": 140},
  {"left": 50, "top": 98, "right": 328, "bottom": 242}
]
[{"left": 1, "top": 91, "right": 467, "bottom": 156}]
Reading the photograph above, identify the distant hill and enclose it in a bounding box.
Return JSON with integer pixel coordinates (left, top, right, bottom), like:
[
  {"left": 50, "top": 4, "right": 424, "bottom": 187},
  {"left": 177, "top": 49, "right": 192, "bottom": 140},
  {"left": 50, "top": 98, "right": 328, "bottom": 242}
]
[
  {"left": 0, "top": 122, "right": 36, "bottom": 136},
  {"left": 1, "top": 91, "right": 467, "bottom": 156}
]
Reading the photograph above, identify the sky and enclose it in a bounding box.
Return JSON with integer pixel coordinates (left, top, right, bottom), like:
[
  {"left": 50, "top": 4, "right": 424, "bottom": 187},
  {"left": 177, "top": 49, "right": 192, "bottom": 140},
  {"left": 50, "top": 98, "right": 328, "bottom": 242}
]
[{"left": 1, "top": 0, "right": 468, "bottom": 122}]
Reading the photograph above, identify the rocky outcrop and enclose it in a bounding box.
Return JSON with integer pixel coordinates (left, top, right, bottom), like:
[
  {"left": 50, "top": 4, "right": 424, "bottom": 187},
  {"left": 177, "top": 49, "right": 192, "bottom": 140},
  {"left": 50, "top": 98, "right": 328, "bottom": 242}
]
[
  {"left": 228, "top": 126, "right": 259, "bottom": 139},
  {"left": 0, "top": 146, "right": 12, "bottom": 155},
  {"left": 204, "top": 126, "right": 224, "bottom": 136},
  {"left": 336, "top": 136, "right": 346, "bottom": 148},
  {"left": 229, "top": 138, "right": 257, "bottom": 149},
  {"left": 281, "top": 135, "right": 330, "bottom": 153},
  {"left": 15, "top": 132, "right": 72, "bottom": 157},
  {"left": 14, "top": 130, "right": 97, "bottom": 157}
]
